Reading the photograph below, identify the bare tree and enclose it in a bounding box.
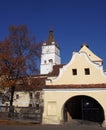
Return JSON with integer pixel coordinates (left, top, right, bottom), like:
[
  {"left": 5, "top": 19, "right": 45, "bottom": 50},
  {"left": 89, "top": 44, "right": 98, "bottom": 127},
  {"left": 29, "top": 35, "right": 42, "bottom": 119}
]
[{"left": 0, "top": 25, "right": 41, "bottom": 107}]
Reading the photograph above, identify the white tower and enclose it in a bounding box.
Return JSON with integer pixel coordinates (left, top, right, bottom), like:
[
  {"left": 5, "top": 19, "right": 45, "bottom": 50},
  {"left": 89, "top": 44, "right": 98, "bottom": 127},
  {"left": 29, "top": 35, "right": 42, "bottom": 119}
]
[{"left": 40, "top": 29, "right": 61, "bottom": 74}]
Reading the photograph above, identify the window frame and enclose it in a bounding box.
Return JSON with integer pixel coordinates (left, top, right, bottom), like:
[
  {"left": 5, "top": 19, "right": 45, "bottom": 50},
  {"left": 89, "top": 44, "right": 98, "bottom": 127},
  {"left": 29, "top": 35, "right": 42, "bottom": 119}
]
[
  {"left": 29, "top": 92, "right": 33, "bottom": 99},
  {"left": 16, "top": 94, "right": 19, "bottom": 99},
  {"left": 72, "top": 69, "right": 77, "bottom": 75},
  {"left": 84, "top": 68, "right": 90, "bottom": 75}
]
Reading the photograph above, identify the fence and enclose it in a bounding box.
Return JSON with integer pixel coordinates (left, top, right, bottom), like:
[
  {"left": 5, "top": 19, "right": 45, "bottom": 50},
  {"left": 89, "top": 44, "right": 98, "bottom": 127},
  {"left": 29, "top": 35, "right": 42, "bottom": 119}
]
[{"left": 0, "top": 106, "right": 43, "bottom": 123}]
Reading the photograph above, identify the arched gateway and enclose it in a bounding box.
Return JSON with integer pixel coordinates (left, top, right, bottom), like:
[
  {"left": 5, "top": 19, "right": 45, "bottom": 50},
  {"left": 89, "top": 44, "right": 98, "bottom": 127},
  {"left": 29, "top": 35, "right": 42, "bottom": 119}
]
[
  {"left": 41, "top": 44, "right": 106, "bottom": 127},
  {"left": 63, "top": 95, "right": 104, "bottom": 123}
]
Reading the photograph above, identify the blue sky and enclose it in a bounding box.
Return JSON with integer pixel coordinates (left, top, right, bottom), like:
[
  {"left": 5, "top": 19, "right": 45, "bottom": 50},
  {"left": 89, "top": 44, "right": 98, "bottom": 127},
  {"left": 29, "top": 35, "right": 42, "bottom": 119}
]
[{"left": 0, "top": 0, "right": 106, "bottom": 69}]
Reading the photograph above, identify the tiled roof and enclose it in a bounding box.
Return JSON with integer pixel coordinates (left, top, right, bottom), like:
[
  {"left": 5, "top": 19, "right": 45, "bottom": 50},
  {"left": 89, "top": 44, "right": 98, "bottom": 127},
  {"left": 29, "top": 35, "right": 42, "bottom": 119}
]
[
  {"left": 15, "top": 77, "right": 46, "bottom": 91},
  {"left": 15, "top": 64, "right": 65, "bottom": 91},
  {"left": 45, "top": 84, "right": 106, "bottom": 89},
  {"left": 48, "top": 64, "right": 65, "bottom": 76}
]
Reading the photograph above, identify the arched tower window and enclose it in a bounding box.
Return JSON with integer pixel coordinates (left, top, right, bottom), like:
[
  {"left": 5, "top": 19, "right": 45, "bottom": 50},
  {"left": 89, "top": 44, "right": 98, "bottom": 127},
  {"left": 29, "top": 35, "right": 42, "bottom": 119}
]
[{"left": 49, "top": 59, "right": 53, "bottom": 63}]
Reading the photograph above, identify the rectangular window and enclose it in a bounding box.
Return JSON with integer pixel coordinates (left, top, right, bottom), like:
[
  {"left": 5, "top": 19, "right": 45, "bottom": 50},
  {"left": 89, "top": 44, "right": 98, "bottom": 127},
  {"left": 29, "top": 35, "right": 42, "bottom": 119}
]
[
  {"left": 29, "top": 92, "right": 33, "bottom": 99},
  {"left": 16, "top": 94, "right": 19, "bottom": 99},
  {"left": 85, "top": 68, "right": 90, "bottom": 75},
  {"left": 72, "top": 69, "right": 77, "bottom": 75}
]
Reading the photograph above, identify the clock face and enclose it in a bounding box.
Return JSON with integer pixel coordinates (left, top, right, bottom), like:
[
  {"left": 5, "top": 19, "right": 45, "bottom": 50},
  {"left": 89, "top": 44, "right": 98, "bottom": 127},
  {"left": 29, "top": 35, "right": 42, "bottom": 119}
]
[
  {"left": 42, "top": 46, "right": 50, "bottom": 53},
  {"left": 42, "top": 45, "right": 58, "bottom": 54}
]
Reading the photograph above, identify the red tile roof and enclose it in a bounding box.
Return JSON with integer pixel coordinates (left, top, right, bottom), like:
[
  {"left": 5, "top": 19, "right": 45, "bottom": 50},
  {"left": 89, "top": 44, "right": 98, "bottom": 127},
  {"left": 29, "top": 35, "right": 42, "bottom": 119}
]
[
  {"left": 48, "top": 64, "right": 65, "bottom": 76},
  {"left": 15, "top": 77, "right": 46, "bottom": 91},
  {"left": 45, "top": 84, "right": 106, "bottom": 89}
]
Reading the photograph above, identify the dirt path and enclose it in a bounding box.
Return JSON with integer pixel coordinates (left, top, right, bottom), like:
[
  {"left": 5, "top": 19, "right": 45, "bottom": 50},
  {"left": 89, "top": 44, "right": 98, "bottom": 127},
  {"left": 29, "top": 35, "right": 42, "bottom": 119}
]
[{"left": 0, "top": 123, "right": 106, "bottom": 130}]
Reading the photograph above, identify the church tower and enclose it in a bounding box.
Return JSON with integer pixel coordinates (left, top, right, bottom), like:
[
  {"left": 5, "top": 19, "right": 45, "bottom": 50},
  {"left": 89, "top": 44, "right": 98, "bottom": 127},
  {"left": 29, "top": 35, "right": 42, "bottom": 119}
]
[{"left": 40, "top": 29, "right": 61, "bottom": 74}]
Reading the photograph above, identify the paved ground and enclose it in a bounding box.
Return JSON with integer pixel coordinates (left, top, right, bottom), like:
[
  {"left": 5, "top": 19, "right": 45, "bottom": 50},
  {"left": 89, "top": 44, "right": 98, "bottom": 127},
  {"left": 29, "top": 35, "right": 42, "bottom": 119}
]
[{"left": 0, "top": 121, "right": 106, "bottom": 130}]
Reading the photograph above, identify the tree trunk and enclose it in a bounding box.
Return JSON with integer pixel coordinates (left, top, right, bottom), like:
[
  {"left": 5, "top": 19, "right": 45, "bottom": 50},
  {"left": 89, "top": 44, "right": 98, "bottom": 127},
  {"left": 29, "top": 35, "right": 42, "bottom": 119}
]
[
  {"left": 8, "top": 86, "right": 15, "bottom": 118},
  {"left": 10, "top": 86, "right": 15, "bottom": 106}
]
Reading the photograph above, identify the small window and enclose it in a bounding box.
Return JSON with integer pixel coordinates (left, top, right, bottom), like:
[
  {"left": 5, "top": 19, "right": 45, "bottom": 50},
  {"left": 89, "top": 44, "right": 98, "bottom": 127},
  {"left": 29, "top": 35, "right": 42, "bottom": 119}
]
[
  {"left": 72, "top": 69, "right": 77, "bottom": 75},
  {"left": 36, "top": 103, "right": 39, "bottom": 109},
  {"left": 49, "top": 59, "right": 53, "bottom": 63},
  {"left": 85, "top": 68, "right": 90, "bottom": 75},
  {"left": 29, "top": 93, "right": 33, "bottom": 99},
  {"left": 16, "top": 94, "right": 19, "bottom": 99},
  {"left": 35, "top": 92, "right": 40, "bottom": 99}
]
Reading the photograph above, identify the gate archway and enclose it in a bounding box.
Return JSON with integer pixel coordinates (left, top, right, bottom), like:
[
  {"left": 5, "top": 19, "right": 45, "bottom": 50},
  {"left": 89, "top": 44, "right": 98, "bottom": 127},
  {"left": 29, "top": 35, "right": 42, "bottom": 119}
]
[{"left": 63, "top": 95, "right": 104, "bottom": 123}]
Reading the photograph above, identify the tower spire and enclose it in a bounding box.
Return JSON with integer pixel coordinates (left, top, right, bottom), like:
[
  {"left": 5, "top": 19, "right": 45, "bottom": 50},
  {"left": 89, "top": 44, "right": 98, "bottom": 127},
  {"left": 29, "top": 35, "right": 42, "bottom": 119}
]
[{"left": 48, "top": 28, "right": 54, "bottom": 45}]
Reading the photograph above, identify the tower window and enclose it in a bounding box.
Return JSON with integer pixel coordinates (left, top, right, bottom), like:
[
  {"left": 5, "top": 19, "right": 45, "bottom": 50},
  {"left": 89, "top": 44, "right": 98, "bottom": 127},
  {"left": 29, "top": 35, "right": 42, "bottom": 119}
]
[
  {"left": 85, "top": 68, "right": 90, "bottom": 75},
  {"left": 49, "top": 59, "right": 53, "bottom": 63},
  {"left": 72, "top": 69, "right": 77, "bottom": 75}
]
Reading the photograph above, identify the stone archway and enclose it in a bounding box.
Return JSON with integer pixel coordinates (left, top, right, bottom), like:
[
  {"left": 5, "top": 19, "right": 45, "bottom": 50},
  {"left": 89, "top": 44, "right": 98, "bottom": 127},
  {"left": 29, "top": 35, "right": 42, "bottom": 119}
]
[{"left": 63, "top": 95, "right": 105, "bottom": 124}]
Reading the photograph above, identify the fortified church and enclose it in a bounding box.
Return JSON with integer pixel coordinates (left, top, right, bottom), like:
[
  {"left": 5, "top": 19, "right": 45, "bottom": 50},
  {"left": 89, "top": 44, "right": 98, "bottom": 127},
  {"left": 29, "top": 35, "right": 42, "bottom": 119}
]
[{"left": 14, "top": 29, "right": 106, "bottom": 126}]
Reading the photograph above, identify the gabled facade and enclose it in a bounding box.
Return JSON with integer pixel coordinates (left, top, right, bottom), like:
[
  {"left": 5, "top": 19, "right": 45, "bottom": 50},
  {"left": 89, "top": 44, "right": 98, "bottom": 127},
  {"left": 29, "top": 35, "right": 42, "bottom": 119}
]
[
  {"left": 46, "top": 44, "right": 106, "bottom": 85},
  {"left": 42, "top": 44, "right": 106, "bottom": 126}
]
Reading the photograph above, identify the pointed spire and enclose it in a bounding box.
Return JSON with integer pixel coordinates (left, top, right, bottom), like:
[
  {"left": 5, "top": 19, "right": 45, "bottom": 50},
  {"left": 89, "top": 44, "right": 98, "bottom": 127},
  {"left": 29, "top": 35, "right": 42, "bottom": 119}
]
[{"left": 48, "top": 27, "right": 55, "bottom": 45}]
